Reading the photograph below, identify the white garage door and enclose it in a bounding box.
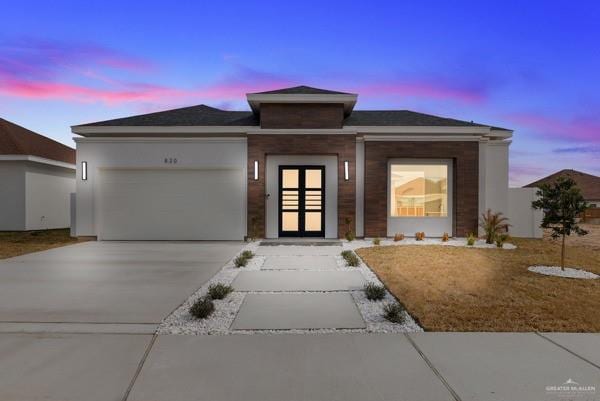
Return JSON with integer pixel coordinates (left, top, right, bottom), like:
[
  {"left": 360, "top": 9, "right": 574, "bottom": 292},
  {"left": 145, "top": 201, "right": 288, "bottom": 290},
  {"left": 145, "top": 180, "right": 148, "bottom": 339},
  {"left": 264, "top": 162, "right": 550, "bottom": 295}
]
[{"left": 97, "top": 169, "right": 245, "bottom": 240}]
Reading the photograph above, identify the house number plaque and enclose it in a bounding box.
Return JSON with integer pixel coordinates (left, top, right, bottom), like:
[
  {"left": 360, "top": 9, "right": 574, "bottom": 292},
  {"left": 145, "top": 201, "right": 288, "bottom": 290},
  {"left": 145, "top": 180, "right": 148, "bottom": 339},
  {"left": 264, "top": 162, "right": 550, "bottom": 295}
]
[{"left": 164, "top": 157, "right": 178, "bottom": 164}]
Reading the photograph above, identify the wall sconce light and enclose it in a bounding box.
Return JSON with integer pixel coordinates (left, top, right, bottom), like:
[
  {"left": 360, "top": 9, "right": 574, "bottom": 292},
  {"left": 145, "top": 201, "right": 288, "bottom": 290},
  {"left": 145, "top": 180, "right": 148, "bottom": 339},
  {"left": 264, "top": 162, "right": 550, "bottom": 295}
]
[
  {"left": 254, "top": 160, "right": 259, "bottom": 180},
  {"left": 81, "top": 161, "right": 88, "bottom": 181},
  {"left": 344, "top": 160, "right": 350, "bottom": 181}
]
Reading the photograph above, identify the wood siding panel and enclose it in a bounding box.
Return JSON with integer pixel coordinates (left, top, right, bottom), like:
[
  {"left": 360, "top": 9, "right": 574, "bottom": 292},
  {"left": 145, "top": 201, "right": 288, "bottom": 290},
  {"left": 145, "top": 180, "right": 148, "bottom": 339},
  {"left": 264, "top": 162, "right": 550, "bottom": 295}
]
[
  {"left": 247, "top": 135, "right": 355, "bottom": 238},
  {"left": 260, "top": 103, "right": 344, "bottom": 129},
  {"left": 364, "top": 141, "right": 479, "bottom": 237}
]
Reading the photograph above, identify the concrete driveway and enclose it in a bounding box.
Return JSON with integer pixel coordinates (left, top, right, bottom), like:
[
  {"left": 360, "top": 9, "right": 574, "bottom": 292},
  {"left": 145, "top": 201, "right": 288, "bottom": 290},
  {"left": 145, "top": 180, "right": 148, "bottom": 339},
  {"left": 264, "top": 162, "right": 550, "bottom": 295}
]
[{"left": 0, "top": 241, "right": 243, "bottom": 324}]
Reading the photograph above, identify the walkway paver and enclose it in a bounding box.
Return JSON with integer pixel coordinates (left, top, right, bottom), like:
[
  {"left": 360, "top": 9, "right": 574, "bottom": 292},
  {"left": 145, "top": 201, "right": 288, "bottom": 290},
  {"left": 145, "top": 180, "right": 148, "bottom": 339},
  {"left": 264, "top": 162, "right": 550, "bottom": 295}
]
[
  {"left": 410, "top": 332, "right": 600, "bottom": 401},
  {"left": 261, "top": 255, "right": 338, "bottom": 270},
  {"left": 0, "top": 332, "right": 152, "bottom": 401},
  {"left": 255, "top": 245, "right": 341, "bottom": 256},
  {"left": 232, "top": 270, "right": 365, "bottom": 291},
  {"left": 127, "top": 333, "right": 455, "bottom": 401},
  {"left": 231, "top": 293, "right": 365, "bottom": 330}
]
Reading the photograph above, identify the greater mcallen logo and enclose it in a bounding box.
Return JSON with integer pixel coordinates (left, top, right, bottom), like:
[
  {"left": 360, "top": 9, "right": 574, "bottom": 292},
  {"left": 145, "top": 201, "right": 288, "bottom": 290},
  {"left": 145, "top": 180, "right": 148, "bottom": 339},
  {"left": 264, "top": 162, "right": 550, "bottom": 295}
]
[{"left": 546, "top": 378, "right": 596, "bottom": 399}]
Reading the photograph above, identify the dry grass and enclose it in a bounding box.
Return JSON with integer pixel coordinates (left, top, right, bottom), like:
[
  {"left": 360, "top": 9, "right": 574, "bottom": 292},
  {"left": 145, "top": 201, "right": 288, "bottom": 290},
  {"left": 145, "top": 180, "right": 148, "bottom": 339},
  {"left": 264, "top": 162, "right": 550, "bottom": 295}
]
[
  {"left": 0, "top": 229, "right": 90, "bottom": 260},
  {"left": 357, "top": 236, "right": 600, "bottom": 332}
]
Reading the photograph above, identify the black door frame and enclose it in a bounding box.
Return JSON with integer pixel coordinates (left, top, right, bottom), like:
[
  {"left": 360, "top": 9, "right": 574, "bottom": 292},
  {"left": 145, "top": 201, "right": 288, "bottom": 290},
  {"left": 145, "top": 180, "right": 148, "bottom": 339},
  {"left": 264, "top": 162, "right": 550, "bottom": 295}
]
[{"left": 278, "top": 165, "right": 326, "bottom": 237}]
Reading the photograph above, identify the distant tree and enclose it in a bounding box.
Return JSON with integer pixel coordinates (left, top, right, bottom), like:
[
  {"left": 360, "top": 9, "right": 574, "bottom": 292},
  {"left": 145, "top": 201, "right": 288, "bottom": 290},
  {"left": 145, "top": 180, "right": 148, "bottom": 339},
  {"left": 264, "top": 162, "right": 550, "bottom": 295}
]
[{"left": 531, "top": 176, "right": 588, "bottom": 270}]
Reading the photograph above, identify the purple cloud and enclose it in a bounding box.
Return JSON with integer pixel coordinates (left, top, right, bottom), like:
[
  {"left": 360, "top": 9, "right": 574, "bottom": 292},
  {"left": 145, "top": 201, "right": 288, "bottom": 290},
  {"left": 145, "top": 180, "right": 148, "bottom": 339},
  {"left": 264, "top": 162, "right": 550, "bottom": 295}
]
[{"left": 504, "top": 112, "right": 600, "bottom": 143}]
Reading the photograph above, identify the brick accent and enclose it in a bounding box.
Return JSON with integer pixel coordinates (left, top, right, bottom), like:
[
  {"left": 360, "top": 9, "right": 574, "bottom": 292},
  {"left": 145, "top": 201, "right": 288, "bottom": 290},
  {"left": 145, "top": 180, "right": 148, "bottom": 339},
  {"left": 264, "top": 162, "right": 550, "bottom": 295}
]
[
  {"left": 247, "top": 135, "right": 356, "bottom": 238},
  {"left": 364, "top": 141, "right": 479, "bottom": 237},
  {"left": 260, "top": 103, "right": 344, "bottom": 129}
]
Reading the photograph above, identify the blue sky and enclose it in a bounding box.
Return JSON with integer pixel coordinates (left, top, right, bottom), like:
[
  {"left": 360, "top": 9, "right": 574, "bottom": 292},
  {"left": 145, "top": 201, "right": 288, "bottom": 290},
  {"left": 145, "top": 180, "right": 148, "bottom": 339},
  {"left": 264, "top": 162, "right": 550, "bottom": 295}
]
[{"left": 1, "top": 0, "right": 598, "bottom": 185}]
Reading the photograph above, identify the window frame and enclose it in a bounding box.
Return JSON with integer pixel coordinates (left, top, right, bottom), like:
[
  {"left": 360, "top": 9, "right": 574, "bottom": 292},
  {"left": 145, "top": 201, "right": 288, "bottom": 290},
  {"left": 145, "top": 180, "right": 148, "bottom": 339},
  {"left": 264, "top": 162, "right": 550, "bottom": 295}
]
[{"left": 387, "top": 159, "right": 452, "bottom": 219}]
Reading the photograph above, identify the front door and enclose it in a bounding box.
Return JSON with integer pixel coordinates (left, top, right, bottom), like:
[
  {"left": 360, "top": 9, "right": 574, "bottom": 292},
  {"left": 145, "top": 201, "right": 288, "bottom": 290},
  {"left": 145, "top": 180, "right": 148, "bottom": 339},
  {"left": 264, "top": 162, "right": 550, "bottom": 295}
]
[{"left": 279, "top": 166, "right": 325, "bottom": 237}]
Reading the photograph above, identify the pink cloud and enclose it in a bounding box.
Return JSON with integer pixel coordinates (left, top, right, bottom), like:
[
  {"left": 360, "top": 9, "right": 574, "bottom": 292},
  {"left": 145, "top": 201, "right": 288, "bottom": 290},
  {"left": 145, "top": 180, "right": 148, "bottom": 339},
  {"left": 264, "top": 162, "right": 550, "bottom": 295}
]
[{"left": 504, "top": 112, "right": 600, "bottom": 143}]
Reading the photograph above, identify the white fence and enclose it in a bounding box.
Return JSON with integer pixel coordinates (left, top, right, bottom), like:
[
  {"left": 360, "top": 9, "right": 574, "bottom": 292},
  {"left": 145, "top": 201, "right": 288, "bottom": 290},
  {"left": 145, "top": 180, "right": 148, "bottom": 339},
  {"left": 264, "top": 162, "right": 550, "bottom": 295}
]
[{"left": 506, "top": 188, "right": 543, "bottom": 238}]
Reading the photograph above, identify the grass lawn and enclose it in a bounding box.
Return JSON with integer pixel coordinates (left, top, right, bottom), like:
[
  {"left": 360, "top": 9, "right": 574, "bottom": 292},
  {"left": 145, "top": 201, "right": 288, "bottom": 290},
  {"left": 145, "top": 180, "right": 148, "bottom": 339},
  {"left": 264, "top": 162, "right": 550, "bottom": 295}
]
[
  {"left": 0, "top": 229, "right": 90, "bottom": 260},
  {"left": 356, "top": 230, "right": 600, "bottom": 332}
]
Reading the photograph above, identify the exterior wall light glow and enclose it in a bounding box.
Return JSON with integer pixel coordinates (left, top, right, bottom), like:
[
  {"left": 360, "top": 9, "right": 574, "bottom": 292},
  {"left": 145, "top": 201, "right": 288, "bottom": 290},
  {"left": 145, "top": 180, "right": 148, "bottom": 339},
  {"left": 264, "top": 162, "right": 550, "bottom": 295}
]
[
  {"left": 81, "top": 161, "right": 88, "bottom": 181},
  {"left": 254, "top": 160, "right": 259, "bottom": 180},
  {"left": 344, "top": 160, "right": 350, "bottom": 181}
]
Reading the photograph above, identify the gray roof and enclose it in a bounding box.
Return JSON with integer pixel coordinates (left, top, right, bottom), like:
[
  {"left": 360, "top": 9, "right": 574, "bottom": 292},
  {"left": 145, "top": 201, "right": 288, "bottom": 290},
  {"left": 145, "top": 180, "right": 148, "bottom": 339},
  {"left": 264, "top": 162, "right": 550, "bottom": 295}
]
[
  {"left": 78, "top": 105, "right": 258, "bottom": 127},
  {"left": 251, "top": 85, "right": 354, "bottom": 95},
  {"left": 75, "top": 104, "right": 509, "bottom": 131}
]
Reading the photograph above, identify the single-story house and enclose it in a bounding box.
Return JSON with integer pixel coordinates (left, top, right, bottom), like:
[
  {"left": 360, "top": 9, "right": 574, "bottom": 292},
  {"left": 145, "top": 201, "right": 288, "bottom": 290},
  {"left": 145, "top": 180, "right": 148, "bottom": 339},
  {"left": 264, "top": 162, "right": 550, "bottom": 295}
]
[
  {"left": 0, "top": 118, "right": 76, "bottom": 231},
  {"left": 71, "top": 86, "right": 513, "bottom": 240},
  {"left": 525, "top": 169, "right": 600, "bottom": 208}
]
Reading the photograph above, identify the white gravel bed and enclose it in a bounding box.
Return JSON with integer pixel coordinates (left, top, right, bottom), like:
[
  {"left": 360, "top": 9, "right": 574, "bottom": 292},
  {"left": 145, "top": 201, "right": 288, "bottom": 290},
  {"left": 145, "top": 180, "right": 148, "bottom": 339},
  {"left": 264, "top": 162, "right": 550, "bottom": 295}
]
[
  {"left": 528, "top": 265, "right": 599, "bottom": 279},
  {"left": 343, "top": 238, "right": 516, "bottom": 250},
  {"left": 160, "top": 242, "right": 423, "bottom": 335}
]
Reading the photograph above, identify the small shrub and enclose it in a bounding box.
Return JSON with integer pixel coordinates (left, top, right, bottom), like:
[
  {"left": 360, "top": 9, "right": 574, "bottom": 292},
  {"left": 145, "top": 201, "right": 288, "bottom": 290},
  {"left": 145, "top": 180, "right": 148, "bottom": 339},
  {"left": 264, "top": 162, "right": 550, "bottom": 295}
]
[
  {"left": 248, "top": 216, "right": 260, "bottom": 242},
  {"left": 372, "top": 237, "right": 381, "bottom": 245},
  {"left": 415, "top": 232, "right": 425, "bottom": 241},
  {"left": 364, "top": 283, "right": 386, "bottom": 301},
  {"left": 207, "top": 283, "right": 233, "bottom": 300},
  {"left": 234, "top": 255, "right": 248, "bottom": 267},
  {"left": 441, "top": 232, "right": 449, "bottom": 242},
  {"left": 341, "top": 250, "right": 359, "bottom": 267},
  {"left": 479, "top": 209, "right": 511, "bottom": 244},
  {"left": 495, "top": 233, "right": 509, "bottom": 248},
  {"left": 466, "top": 233, "right": 476, "bottom": 246},
  {"left": 189, "top": 297, "right": 215, "bottom": 319},
  {"left": 393, "top": 233, "right": 404, "bottom": 242},
  {"left": 240, "top": 250, "right": 254, "bottom": 260},
  {"left": 383, "top": 303, "right": 405, "bottom": 324}
]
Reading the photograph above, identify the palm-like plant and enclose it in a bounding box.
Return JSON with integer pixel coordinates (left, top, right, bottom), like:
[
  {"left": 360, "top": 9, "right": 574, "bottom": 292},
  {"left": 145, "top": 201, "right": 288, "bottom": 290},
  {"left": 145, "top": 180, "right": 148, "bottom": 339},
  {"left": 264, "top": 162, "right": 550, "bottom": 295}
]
[{"left": 479, "top": 209, "right": 511, "bottom": 244}]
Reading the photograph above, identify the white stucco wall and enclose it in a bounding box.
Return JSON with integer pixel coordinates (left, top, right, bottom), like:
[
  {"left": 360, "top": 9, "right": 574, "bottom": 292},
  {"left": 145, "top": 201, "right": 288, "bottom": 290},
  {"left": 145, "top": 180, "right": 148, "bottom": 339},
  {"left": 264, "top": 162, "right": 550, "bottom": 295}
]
[
  {"left": 265, "top": 155, "right": 338, "bottom": 239},
  {"left": 0, "top": 161, "right": 26, "bottom": 230},
  {"left": 25, "top": 162, "right": 75, "bottom": 230},
  {"left": 479, "top": 140, "right": 510, "bottom": 234},
  {"left": 507, "top": 187, "right": 543, "bottom": 238},
  {"left": 74, "top": 138, "right": 247, "bottom": 237}
]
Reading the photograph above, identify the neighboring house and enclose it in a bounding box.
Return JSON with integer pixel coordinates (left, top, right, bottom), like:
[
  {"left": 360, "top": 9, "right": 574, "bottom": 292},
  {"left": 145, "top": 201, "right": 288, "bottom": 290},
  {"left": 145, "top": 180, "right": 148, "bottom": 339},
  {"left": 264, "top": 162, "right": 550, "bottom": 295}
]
[
  {"left": 71, "top": 86, "right": 513, "bottom": 240},
  {"left": 0, "top": 118, "right": 76, "bottom": 231},
  {"left": 525, "top": 169, "right": 600, "bottom": 208}
]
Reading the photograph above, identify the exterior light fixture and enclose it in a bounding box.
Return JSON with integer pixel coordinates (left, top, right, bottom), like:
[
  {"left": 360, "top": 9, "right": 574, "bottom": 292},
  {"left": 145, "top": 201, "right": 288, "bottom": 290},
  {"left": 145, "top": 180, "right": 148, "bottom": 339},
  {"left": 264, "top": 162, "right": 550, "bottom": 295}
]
[
  {"left": 254, "top": 160, "right": 259, "bottom": 180},
  {"left": 344, "top": 160, "right": 350, "bottom": 181},
  {"left": 81, "top": 161, "right": 88, "bottom": 181}
]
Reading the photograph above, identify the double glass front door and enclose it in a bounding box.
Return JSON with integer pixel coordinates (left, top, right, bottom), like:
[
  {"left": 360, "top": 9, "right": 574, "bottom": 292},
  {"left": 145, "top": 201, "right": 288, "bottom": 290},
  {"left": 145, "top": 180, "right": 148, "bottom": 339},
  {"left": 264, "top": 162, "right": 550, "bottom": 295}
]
[{"left": 279, "top": 166, "right": 325, "bottom": 237}]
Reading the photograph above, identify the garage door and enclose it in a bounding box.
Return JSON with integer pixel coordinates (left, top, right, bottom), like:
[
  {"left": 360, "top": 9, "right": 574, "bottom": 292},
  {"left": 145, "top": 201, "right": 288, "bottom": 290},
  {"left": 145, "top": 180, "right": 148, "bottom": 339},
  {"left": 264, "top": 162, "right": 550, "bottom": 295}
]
[{"left": 97, "top": 169, "right": 245, "bottom": 240}]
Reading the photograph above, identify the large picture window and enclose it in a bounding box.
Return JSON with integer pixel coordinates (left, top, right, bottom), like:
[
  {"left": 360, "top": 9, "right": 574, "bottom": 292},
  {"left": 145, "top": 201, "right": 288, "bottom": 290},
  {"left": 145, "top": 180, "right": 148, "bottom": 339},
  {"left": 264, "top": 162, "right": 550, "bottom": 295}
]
[{"left": 390, "top": 163, "right": 448, "bottom": 217}]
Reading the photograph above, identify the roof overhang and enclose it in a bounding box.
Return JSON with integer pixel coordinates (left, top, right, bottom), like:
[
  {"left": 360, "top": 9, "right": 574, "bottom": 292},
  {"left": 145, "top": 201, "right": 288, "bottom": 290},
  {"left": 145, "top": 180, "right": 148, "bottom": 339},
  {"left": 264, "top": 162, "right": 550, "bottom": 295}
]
[
  {"left": 0, "top": 154, "right": 76, "bottom": 169},
  {"left": 246, "top": 93, "right": 358, "bottom": 116}
]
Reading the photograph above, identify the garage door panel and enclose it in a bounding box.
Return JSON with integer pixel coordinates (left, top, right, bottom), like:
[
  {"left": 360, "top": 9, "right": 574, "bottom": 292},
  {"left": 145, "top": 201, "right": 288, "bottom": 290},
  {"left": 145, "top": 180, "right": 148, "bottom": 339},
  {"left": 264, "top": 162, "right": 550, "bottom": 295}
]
[{"left": 98, "top": 169, "right": 244, "bottom": 240}]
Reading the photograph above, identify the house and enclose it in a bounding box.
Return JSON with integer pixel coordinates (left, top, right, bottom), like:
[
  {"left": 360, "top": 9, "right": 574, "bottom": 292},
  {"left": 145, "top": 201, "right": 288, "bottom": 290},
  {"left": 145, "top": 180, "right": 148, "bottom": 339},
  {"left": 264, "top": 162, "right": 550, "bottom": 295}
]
[
  {"left": 524, "top": 169, "right": 600, "bottom": 208},
  {"left": 0, "top": 118, "right": 76, "bottom": 231},
  {"left": 71, "top": 86, "right": 513, "bottom": 240}
]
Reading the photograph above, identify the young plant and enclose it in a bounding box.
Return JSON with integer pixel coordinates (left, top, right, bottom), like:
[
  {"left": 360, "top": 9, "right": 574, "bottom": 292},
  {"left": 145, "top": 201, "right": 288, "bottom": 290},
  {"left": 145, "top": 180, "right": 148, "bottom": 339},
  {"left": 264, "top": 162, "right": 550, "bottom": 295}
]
[
  {"left": 383, "top": 303, "right": 405, "bottom": 324},
  {"left": 234, "top": 255, "right": 248, "bottom": 268},
  {"left": 240, "top": 250, "right": 254, "bottom": 260},
  {"left": 189, "top": 297, "right": 215, "bottom": 319},
  {"left": 393, "top": 233, "right": 405, "bottom": 242},
  {"left": 363, "top": 282, "right": 386, "bottom": 301},
  {"left": 495, "top": 233, "right": 509, "bottom": 248},
  {"left": 466, "top": 233, "right": 476, "bottom": 246},
  {"left": 372, "top": 237, "right": 381, "bottom": 246},
  {"left": 479, "top": 209, "right": 511, "bottom": 244},
  {"left": 247, "top": 216, "right": 260, "bottom": 242},
  {"left": 207, "top": 283, "right": 234, "bottom": 300},
  {"left": 441, "top": 232, "right": 449, "bottom": 242},
  {"left": 344, "top": 217, "right": 355, "bottom": 242},
  {"left": 415, "top": 232, "right": 425, "bottom": 241},
  {"left": 341, "top": 250, "right": 359, "bottom": 267},
  {"left": 532, "top": 176, "right": 589, "bottom": 270}
]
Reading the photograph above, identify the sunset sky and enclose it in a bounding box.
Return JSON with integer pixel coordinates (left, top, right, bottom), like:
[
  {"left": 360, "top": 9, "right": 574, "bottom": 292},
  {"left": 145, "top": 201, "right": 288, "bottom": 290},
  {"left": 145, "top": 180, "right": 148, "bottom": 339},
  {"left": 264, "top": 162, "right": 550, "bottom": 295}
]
[{"left": 1, "top": 1, "right": 598, "bottom": 186}]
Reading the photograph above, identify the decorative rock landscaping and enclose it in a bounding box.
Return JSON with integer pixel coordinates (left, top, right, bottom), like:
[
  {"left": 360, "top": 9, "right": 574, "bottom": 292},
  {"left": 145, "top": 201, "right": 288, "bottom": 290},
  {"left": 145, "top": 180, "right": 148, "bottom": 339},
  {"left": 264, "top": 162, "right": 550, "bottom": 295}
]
[
  {"left": 343, "top": 237, "right": 517, "bottom": 250},
  {"left": 158, "top": 241, "right": 423, "bottom": 335},
  {"left": 528, "top": 265, "right": 599, "bottom": 279}
]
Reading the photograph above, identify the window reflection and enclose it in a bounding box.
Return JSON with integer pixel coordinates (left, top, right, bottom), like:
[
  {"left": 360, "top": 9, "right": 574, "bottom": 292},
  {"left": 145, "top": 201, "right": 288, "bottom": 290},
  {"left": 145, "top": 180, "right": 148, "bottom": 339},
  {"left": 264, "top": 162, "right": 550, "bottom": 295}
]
[{"left": 390, "top": 164, "right": 448, "bottom": 217}]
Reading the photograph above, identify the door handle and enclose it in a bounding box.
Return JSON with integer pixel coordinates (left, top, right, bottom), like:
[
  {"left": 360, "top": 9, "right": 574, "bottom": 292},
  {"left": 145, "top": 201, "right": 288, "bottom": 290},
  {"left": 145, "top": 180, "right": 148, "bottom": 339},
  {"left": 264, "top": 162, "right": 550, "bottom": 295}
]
[{"left": 265, "top": 193, "right": 271, "bottom": 199}]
